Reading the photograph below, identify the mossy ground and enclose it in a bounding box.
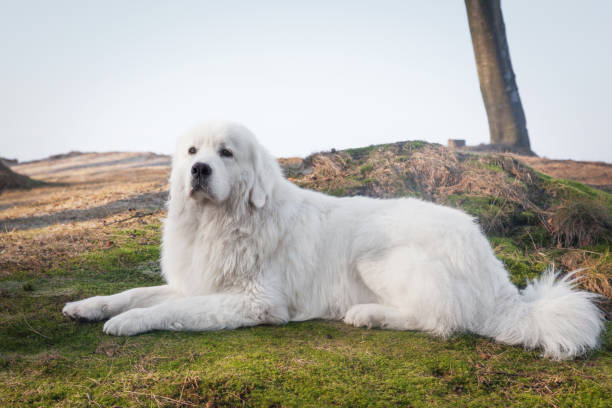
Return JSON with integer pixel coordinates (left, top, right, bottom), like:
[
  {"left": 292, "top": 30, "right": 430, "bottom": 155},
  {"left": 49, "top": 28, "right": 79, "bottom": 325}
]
[
  {"left": 1, "top": 143, "right": 611, "bottom": 407},
  {"left": 1, "top": 229, "right": 610, "bottom": 407}
]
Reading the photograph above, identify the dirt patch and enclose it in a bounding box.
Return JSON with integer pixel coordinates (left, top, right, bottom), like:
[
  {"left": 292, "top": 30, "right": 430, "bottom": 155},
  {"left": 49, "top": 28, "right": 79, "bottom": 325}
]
[{"left": 513, "top": 156, "right": 612, "bottom": 191}]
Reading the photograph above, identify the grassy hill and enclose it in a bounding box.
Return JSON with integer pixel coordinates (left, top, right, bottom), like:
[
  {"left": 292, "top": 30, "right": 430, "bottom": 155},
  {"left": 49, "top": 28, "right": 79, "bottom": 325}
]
[
  {"left": 0, "top": 142, "right": 610, "bottom": 407},
  {"left": 0, "top": 161, "right": 45, "bottom": 192},
  {"left": 283, "top": 142, "right": 611, "bottom": 305}
]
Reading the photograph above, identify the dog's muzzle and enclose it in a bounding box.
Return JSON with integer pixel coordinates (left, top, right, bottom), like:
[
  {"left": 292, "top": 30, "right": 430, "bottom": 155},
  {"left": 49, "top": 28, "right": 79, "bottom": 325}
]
[{"left": 190, "top": 162, "right": 212, "bottom": 194}]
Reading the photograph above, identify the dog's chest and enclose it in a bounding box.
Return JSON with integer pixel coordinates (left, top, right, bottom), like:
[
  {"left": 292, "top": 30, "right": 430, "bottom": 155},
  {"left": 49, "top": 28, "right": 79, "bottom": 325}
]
[{"left": 178, "top": 221, "right": 261, "bottom": 293}]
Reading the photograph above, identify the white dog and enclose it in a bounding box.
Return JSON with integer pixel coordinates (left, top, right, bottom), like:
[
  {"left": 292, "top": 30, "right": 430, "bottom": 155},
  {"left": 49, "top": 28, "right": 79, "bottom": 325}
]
[{"left": 63, "top": 121, "right": 603, "bottom": 359}]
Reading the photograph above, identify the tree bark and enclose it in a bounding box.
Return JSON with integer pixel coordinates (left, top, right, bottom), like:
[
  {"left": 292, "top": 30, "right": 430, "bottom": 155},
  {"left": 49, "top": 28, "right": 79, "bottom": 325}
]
[{"left": 465, "top": 0, "right": 532, "bottom": 153}]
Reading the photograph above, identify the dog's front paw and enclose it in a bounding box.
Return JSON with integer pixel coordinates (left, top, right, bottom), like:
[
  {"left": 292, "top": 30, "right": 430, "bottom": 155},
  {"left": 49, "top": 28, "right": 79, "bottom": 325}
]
[
  {"left": 103, "top": 309, "right": 150, "bottom": 336},
  {"left": 63, "top": 296, "right": 112, "bottom": 322}
]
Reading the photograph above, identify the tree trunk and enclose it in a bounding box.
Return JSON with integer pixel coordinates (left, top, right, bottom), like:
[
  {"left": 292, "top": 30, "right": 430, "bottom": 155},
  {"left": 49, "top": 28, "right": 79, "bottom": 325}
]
[{"left": 465, "top": 0, "right": 532, "bottom": 154}]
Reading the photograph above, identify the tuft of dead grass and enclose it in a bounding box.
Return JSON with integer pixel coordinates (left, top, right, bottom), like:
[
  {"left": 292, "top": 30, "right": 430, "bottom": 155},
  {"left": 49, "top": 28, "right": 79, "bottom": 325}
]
[
  {"left": 289, "top": 145, "right": 612, "bottom": 251},
  {"left": 293, "top": 145, "right": 553, "bottom": 236},
  {"left": 560, "top": 249, "right": 612, "bottom": 317},
  {"left": 403, "top": 145, "right": 462, "bottom": 200},
  {"left": 548, "top": 200, "right": 611, "bottom": 248}
]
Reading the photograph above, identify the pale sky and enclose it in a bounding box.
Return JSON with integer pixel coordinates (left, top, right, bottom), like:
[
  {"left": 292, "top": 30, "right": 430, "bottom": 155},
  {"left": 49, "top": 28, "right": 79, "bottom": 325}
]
[{"left": 1, "top": 0, "right": 611, "bottom": 163}]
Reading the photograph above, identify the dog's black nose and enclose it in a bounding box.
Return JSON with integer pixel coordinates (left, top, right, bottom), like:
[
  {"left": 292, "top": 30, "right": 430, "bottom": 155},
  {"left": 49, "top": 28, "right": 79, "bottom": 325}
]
[{"left": 191, "top": 162, "right": 212, "bottom": 178}]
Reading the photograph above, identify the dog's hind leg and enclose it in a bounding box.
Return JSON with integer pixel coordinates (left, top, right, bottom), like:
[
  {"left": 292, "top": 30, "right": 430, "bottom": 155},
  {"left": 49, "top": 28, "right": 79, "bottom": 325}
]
[{"left": 348, "top": 247, "right": 465, "bottom": 337}]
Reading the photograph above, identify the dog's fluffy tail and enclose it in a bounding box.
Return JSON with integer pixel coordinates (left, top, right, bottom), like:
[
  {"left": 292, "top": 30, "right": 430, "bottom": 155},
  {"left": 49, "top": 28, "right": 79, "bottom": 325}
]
[{"left": 487, "top": 270, "right": 604, "bottom": 360}]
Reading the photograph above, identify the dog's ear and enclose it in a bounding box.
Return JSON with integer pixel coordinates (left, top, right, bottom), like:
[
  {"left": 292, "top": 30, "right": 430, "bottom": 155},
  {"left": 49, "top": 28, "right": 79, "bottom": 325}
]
[{"left": 249, "top": 146, "right": 276, "bottom": 208}]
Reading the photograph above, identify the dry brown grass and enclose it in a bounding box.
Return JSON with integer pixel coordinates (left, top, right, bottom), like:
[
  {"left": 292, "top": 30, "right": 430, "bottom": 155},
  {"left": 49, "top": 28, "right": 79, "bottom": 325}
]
[
  {"left": 400, "top": 145, "right": 463, "bottom": 199},
  {"left": 559, "top": 249, "right": 612, "bottom": 316},
  {"left": 548, "top": 200, "right": 611, "bottom": 247},
  {"left": 294, "top": 145, "right": 550, "bottom": 235},
  {"left": 0, "top": 152, "right": 170, "bottom": 276},
  {"left": 2, "top": 152, "right": 169, "bottom": 221},
  {"left": 0, "top": 210, "right": 164, "bottom": 277},
  {"left": 296, "top": 144, "right": 538, "bottom": 200},
  {"left": 291, "top": 145, "right": 612, "bottom": 244}
]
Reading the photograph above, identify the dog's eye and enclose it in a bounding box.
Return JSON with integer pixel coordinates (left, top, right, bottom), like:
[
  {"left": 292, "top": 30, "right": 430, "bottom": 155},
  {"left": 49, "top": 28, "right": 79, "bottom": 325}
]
[
  {"left": 188, "top": 147, "right": 197, "bottom": 155},
  {"left": 220, "top": 148, "right": 233, "bottom": 158}
]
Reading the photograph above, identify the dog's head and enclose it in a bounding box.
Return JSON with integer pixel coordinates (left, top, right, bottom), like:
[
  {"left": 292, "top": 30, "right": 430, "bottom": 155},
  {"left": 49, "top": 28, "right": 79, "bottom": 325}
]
[{"left": 170, "top": 121, "right": 279, "bottom": 209}]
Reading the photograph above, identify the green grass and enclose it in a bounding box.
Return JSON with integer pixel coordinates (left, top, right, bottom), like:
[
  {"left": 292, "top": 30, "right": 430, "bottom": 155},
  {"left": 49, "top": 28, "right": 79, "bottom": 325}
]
[
  {"left": 343, "top": 140, "right": 428, "bottom": 162},
  {"left": 359, "top": 163, "right": 374, "bottom": 174},
  {"left": 489, "top": 237, "right": 549, "bottom": 287},
  {"left": 1, "top": 224, "right": 611, "bottom": 407},
  {"left": 468, "top": 157, "right": 505, "bottom": 173},
  {"left": 325, "top": 187, "right": 346, "bottom": 197},
  {"left": 345, "top": 145, "right": 377, "bottom": 160},
  {"left": 2, "top": 147, "right": 612, "bottom": 406},
  {"left": 548, "top": 178, "right": 612, "bottom": 202}
]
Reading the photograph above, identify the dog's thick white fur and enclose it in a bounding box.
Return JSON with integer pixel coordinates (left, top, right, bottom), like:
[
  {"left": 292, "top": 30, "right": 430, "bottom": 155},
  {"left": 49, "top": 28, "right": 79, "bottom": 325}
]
[{"left": 63, "top": 121, "right": 603, "bottom": 359}]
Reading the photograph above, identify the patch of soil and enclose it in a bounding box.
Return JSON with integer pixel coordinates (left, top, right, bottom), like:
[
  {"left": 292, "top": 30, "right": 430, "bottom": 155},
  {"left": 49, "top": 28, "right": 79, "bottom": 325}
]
[{"left": 515, "top": 156, "right": 612, "bottom": 191}]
